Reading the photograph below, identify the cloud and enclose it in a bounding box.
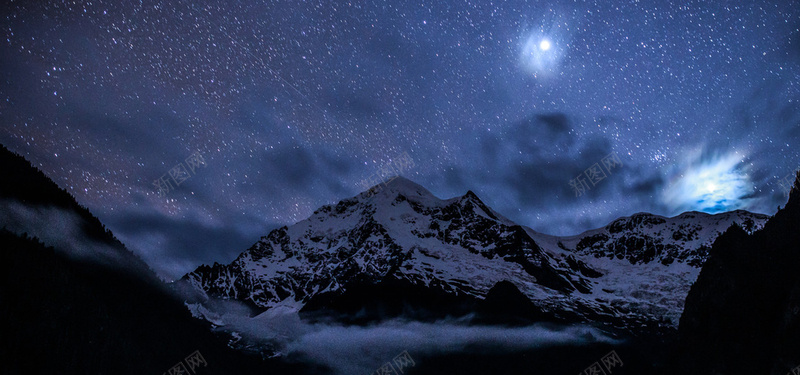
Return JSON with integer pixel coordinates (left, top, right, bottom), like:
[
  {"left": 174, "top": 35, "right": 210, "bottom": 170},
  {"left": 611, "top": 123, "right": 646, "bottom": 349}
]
[
  {"left": 660, "top": 149, "right": 754, "bottom": 215},
  {"left": 196, "top": 305, "right": 621, "bottom": 375},
  {"left": 433, "top": 112, "right": 648, "bottom": 235},
  {"left": 100, "top": 137, "right": 363, "bottom": 280},
  {"left": 0, "top": 200, "right": 146, "bottom": 271},
  {"left": 104, "top": 208, "right": 274, "bottom": 281}
]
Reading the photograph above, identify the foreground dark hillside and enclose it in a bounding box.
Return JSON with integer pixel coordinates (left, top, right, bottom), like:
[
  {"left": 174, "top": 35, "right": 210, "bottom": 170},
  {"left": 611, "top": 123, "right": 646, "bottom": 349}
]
[
  {"left": 0, "top": 145, "right": 316, "bottom": 374},
  {"left": 0, "top": 145, "right": 128, "bottom": 250},
  {"left": 672, "top": 173, "right": 800, "bottom": 374},
  {"left": 0, "top": 230, "right": 317, "bottom": 374},
  {"left": 0, "top": 144, "right": 150, "bottom": 273}
]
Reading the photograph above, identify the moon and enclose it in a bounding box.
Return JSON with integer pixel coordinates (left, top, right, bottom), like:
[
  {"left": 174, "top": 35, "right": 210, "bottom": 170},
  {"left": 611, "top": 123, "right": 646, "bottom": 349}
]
[
  {"left": 520, "top": 33, "right": 563, "bottom": 76},
  {"left": 518, "top": 11, "right": 573, "bottom": 76},
  {"left": 539, "top": 39, "right": 551, "bottom": 51}
]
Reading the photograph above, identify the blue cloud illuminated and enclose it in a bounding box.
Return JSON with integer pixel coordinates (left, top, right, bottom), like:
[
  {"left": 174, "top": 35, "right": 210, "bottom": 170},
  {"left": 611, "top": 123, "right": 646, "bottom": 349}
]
[{"left": 661, "top": 151, "right": 754, "bottom": 214}]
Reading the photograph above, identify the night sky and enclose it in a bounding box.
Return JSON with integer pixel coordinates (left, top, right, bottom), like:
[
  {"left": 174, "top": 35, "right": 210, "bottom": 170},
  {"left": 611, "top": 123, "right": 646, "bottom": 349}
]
[{"left": 2, "top": 0, "right": 799, "bottom": 280}]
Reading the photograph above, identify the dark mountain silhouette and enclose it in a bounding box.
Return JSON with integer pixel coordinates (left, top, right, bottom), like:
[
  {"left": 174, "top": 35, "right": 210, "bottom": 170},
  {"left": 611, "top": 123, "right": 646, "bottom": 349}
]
[
  {"left": 0, "top": 145, "right": 127, "bottom": 247},
  {"left": 0, "top": 144, "right": 149, "bottom": 272},
  {"left": 0, "top": 145, "right": 315, "bottom": 374},
  {"left": 473, "top": 280, "right": 558, "bottom": 326},
  {"left": 299, "top": 276, "right": 480, "bottom": 324},
  {"left": 671, "top": 172, "right": 800, "bottom": 374},
  {"left": 298, "top": 277, "right": 560, "bottom": 326}
]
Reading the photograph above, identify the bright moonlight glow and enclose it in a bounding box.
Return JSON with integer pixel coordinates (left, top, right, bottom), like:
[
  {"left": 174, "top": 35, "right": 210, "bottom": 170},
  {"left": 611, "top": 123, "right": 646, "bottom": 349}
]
[
  {"left": 662, "top": 152, "right": 753, "bottom": 214},
  {"left": 520, "top": 33, "right": 563, "bottom": 76},
  {"left": 539, "top": 39, "right": 551, "bottom": 51}
]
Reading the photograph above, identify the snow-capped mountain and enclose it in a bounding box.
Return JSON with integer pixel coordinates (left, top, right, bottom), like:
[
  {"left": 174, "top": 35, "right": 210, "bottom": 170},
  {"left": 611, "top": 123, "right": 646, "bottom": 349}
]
[
  {"left": 527, "top": 209, "right": 767, "bottom": 327},
  {"left": 542, "top": 209, "right": 763, "bottom": 267},
  {"left": 181, "top": 177, "right": 768, "bottom": 330}
]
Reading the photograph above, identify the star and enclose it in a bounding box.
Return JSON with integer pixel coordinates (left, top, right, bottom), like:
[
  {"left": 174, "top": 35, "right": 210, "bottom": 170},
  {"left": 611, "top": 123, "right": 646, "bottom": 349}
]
[{"left": 1, "top": 0, "right": 797, "bottom": 279}]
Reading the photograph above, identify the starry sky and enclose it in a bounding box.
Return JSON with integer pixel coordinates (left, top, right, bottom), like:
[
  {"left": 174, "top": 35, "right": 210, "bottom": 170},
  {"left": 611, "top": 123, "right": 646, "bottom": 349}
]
[{"left": 2, "top": 0, "right": 799, "bottom": 280}]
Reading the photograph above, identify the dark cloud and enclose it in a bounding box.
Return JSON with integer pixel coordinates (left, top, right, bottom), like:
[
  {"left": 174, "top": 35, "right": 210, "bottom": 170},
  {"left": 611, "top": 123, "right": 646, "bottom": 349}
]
[
  {"left": 534, "top": 113, "right": 570, "bottom": 134},
  {"left": 622, "top": 169, "right": 663, "bottom": 197},
  {"left": 436, "top": 112, "right": 640, "bottom": 234},
  {"left": 106, "top": 209, "right": 274, "bottom": 280}
]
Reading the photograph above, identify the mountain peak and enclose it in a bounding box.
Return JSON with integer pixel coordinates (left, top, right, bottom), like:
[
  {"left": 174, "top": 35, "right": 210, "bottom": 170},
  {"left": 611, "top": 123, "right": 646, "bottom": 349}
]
[
  {"left": 459, "top": 189, "right": 490, "bottom": 209},
  {"left": 382, "top": 175, "right": 422, "bottom": 191},
  {"left": 462, "top": 190, "right": 481, "bottom": 201},
  {"left": 360, "top": 176, "right": 438, "bottom": 202}
]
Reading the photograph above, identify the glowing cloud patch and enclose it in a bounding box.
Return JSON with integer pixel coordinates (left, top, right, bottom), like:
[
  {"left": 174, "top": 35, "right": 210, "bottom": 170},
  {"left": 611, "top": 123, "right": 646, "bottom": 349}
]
[{"left": 661, "top": 151, "right": 753, "bottom": 214}]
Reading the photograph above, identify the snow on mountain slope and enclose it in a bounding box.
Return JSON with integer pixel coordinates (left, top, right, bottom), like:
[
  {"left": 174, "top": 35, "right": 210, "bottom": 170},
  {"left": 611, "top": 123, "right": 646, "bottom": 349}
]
[
  {"left": 527, "top": 210, "right": 768, "bottom": 325},
  {"left": 538, "top": 210, "right": 765, "bottom": 266},
  {"left": 182, "top": 177, "right": 769, "bottom": 329},
  {"left": 186, "top": 178, "right": 585, "bottom": 305}
]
